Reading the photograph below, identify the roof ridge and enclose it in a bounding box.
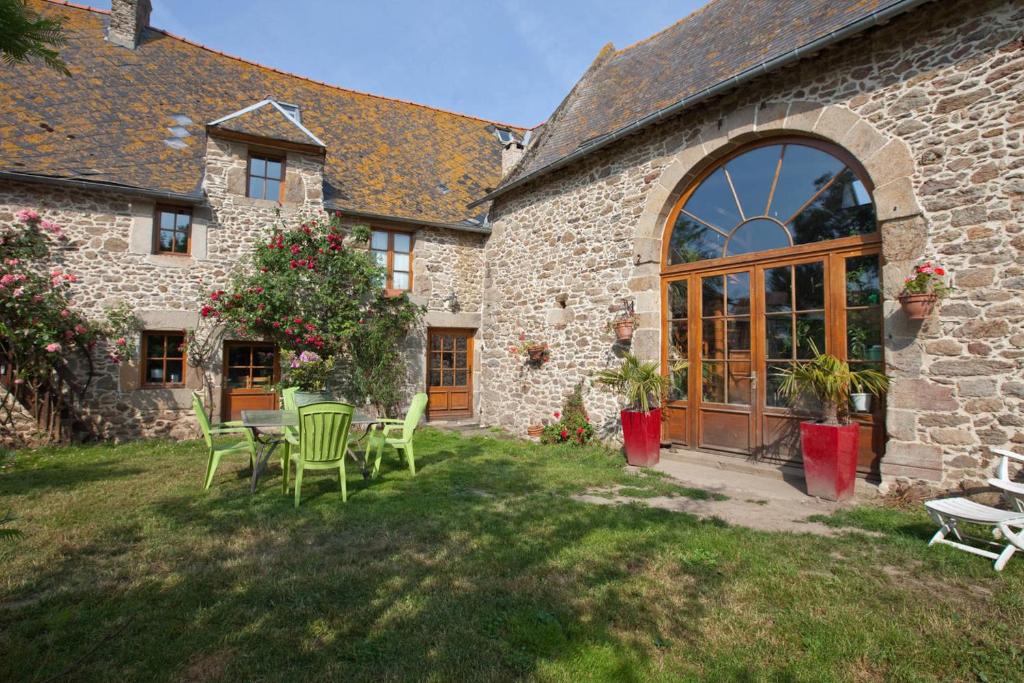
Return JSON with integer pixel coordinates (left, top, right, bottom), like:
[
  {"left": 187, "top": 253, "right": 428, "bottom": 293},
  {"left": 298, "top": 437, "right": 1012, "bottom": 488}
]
[
  {"left": 615, "top": 0, "right": 725, "bottom": 55},
  {"left": 40, "top": 0, "right": 532, "bottom": 130}
]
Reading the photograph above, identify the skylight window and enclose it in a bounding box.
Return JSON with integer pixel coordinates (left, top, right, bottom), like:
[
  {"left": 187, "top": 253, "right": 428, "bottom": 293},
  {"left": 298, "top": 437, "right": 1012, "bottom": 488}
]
[{"left": 495, "top": 129, "right": 516, "bottom": 145}]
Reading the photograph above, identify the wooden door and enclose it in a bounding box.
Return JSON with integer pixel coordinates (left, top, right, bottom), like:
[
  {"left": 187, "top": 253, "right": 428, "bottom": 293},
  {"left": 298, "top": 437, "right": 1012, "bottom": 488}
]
[
  {"left": 426, "top": 328, "right": 473, "bottom": 420},
  {"left": 662, "top": 246, "right": 885, "bottom": 476},
  {"left": 221, "top": 342, "right": 279, "bottom": 421}
]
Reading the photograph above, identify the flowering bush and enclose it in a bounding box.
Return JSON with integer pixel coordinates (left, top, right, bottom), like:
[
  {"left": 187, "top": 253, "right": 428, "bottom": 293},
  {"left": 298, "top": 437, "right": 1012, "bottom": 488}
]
[
  {"left": 202, "top": 214, "right": 422, "bottom": 415},
  {"left": 0, "top": 210, "right": 97, "bottom": 383},
  {"left": 508, "top": 331, "right": 550, "bottom": 365},
  {"left": 540, "top": 384, "right": 594, "bottom": 446},
  {"left": 281, "top": 349, "right": 335, "bottom": 391},
  {"left": 0, "top": 209, "right": 137, "bottom": 439},
  {"left": 900, "top": 261, "right": 953, "bottom": 299}
]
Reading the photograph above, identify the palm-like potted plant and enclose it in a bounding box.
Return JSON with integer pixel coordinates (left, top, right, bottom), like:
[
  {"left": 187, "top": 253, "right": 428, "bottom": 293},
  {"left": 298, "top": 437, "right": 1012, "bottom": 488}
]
[
  {"left": 595, "top": 353, "right": 666, "bottom": 466},
  {"left": 775, "top": 345, "right": 888, "bottom": 501}
]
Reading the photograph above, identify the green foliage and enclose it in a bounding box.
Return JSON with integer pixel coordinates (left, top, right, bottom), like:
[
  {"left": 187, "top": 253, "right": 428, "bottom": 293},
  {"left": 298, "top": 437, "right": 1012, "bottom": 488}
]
[
  {"left": 774, "top": 343, "right": 889, "bottom": 425},
  {"left": 280, "top": 350, "right": 335, "bottom": 392},
  {"left": 540, "top": 383, "right": 594, "bottom": 446},
  {"left": 0, "top": 210, "right": 100, "bottom": 383},
  {"left": 594, "top": 353, "right": 666, "bottom": 413},
  {"left": 204, "top": 214, "right": 423, "bottom": 415},
  {"left": 0, "top": 0, "right": 69, "bottom": 75},
  {"left": 900, "top": 260, "right": 953, "bottom": 298},
  {"left": 0, "top": 510, "right": 21, "bottom": 542}
]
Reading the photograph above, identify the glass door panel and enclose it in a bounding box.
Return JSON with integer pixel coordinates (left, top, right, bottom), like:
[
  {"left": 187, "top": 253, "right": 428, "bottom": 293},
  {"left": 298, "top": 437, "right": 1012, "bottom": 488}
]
[{"left": 698, "top": 270, "right": 754, "bottom": 453}]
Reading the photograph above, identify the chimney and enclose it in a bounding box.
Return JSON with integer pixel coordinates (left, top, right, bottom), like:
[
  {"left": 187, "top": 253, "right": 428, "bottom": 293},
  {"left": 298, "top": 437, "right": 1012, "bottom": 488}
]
[
  {"left": 501, "top": 140, "right": 524, "bottom": 177},
  {"left": 107, "top": 0, "right": 152, "bottom": 49}
]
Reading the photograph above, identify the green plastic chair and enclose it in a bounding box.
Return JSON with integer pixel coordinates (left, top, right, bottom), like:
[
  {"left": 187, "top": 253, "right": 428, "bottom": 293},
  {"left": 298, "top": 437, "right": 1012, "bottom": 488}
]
[
  {"left": 284, "top": 402, "right": 354, "bottom": 507},
  {"left": 192, "top": 392, "right": 257, "bottom": 490},
  {"left": 369, "top": 393, "right": 428, "bottom": 477},
  {"left": 280, "top": 386, "right": 300, "bottom": 489}
]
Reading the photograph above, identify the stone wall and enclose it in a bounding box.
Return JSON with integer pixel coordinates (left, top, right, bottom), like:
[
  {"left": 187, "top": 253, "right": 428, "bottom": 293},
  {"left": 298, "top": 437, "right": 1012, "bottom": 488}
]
[
  {"left": 482, "top": 0, "right": 1024, "bottom": 488},
  {"left": 0, "top": 133, "right": 488, "bottom": 438}
]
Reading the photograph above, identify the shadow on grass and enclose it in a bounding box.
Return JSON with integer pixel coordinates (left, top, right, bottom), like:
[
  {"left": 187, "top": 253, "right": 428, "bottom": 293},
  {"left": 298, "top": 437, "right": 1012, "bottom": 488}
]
[
  {"left": 808, "top": 506, "right": 937, "bottom": 542},
  {"left": 0, "top": 458, "right": 145, "bottom": 496},
  {"left": 2, "top": 433, "right": 731, "bottom": 681}
]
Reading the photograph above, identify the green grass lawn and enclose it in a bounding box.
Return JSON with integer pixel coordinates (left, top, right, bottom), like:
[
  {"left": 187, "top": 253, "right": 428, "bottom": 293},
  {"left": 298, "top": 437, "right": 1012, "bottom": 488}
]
[{"left": 1, "top": 429, "right": 1022, "bottom": 681}]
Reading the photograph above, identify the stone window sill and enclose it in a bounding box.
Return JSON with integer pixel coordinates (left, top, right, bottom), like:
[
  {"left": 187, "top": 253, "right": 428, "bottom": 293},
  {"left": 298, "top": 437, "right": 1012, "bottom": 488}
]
[{"left": 145, "top": 254, "right": 193, "bottom": 269}]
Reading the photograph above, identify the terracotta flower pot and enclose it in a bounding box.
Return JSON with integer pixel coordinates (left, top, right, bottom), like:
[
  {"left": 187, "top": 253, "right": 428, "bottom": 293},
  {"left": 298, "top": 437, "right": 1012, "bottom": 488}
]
[
  {"left": 614, "top": 319, "right": 634, "bottom": 343},
  {"left": 799, "top": 421, "right": 859, "bottom": 501},
  {"left": 899, "top": 293, "right": 937, "bottom": 320},
  {"left": 526, "top": 424, "right": 543, "bottom": 438},
  {"left": 526, "top": 345, "right": 546, "bottom": 363}
]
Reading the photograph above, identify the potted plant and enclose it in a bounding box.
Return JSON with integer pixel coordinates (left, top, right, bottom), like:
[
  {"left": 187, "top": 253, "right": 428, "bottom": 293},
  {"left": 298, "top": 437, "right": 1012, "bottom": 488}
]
[
  {"left": 608, "top": 300, "right": 637, "bottom": 344},
  {"left": 282, "top": 350, "right": 336, "bottom": 405},
  {"left": 899, "top": 261, "right": 952, "bottom": 320},
  {"left": 595, "top": 353, "right": 666, "bottom": 466},
  {"left": 527, "top": 424, "right": 544, "bottom": 438},
  {"left": 508, "top": 332, "right": 550, "bottom": 366},
  {"left": 775, "top": 345, "right": 888, "bottom": 501},
  {"left": 850, "top": 391, "right": 872, "bottom": 413}
]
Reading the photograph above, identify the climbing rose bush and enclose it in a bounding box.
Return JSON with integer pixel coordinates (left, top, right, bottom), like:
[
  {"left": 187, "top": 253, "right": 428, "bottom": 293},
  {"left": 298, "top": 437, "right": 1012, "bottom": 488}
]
[
  {"left": 203, "top": 215, "right": 422, "bottom": 415},
  {"left": 0, "top": 210, "right": 100, "bottom": 383}
]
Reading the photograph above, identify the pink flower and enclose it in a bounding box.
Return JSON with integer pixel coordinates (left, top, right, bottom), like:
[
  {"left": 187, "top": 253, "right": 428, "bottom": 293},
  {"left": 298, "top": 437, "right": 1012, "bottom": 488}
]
[
  {"left": 116, "top": 337, "right": 126, "bottom": 346},
  {"left": 13, "top": 378, "right": 24, "bottom": 385},
  {"left": 11, "top": 287, "right": 23, "bottom": 298},
  {"left": 60, "top": 309, "right": 70, "bottom": 318},
  {"left": 40, "top": 220, "right": 62, "bottom": 234},
  {"left": 3, "top": 258, "right": 19, "bottom": 266},
  {"left": 15, "top": 209, "right": 39, "bottom": 224},
  {"left": 45, "top": 342, "right": 61, "bottom": 353},
  {"left": 64, "top": 330, "right": 74, "bottom": 340},
  {"left": 74, "top": 324, "right": 87, "bottom": 334}
]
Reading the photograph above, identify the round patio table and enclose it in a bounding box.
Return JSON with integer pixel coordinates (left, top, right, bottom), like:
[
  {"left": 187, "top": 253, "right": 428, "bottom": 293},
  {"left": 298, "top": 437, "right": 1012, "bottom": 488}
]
[{"left": 241, "top": 408, "right": 379, "bottom": 493}]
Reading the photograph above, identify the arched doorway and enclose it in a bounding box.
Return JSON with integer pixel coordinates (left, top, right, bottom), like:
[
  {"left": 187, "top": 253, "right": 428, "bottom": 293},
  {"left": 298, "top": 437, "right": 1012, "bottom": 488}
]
[{"left": 660, "top": 137, "right": 885, "bottom": 476}]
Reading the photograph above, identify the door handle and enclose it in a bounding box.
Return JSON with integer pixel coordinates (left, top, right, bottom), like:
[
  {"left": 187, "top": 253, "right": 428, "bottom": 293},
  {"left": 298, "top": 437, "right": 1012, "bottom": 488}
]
[{"left": 749, "top": 371, "right": 758, "bottom": 389}]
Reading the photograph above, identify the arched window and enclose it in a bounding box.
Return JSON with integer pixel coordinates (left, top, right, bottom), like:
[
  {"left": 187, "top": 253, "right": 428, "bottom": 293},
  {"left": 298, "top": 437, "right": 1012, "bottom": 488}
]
[{"left": 666, "top": 140, "right": 875, "bottom": 265}]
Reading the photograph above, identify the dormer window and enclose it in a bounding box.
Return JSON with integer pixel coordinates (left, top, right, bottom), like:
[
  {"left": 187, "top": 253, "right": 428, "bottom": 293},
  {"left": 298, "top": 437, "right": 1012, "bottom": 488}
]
[
  {"left": 277, "top": 102, "right": 301, "bottom": 123},
  {"left": 247, "top": 153, "right": 284, "bottom": 201}
]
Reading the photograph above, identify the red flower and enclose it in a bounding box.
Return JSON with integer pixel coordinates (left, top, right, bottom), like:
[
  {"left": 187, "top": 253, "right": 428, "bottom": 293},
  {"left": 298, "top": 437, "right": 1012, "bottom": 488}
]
[
  {"left": 290, "top": 244, "right": 301, "bottom": 255},
  {"left": 553, "top": 411, "right": 560, "bottom": 419},
  {"left": 271, "top": 321, "right": 281, "bottom": 328},
  {"left": 559, "top": 430, "right": 568, "bottom": 439},
  {"left": 200, "top": 305, "right": 214, "bottom": 318},
  {"left": 934, "top": 267, "right": 946, "bottom": 276},
  {"left": 293, "top": 317, "right": 303, "bottom": 324},
  {"left": 289, "top": 259, "right": 298, "bottom": 269},
  {"left": 577, "top": 427, "right": 584, "bottom": 435}
]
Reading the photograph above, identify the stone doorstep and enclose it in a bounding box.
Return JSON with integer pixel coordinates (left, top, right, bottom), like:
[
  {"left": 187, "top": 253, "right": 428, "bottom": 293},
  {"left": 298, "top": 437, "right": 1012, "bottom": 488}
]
[{"left": 658, "top": 446, "right": 881, "bottom": 502}]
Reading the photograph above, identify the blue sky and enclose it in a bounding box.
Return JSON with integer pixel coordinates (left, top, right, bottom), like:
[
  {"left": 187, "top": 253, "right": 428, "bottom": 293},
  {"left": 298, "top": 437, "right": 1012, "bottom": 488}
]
[{"left": 87, "top": 1, "right": 705, "bottom": 126}]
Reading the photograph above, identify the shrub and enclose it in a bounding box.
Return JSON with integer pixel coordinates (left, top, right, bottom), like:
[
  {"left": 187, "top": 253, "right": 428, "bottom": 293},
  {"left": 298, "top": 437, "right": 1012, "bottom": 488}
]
[{"left": 541, "top": 384, "right": 595, "bottom": 446}]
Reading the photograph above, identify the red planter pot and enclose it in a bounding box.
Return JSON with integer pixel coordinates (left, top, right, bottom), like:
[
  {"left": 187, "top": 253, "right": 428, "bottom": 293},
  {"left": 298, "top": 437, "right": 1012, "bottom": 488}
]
[
  {"left": 799, "top": 421, "right": 859, "bottom": 501},
  {"left": 621, "top": 408, "right": 661, "bottom": 466}
]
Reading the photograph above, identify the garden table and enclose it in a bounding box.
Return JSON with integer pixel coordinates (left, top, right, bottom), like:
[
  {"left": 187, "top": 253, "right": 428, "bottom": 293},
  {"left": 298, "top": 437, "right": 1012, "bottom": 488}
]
[{"left": 241, "top": 408, "right": 379, "bottom": 493}]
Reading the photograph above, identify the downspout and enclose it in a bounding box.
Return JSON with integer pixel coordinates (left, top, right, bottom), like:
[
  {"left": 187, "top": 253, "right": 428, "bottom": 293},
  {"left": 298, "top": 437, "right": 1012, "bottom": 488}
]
[{"left": 468, "top": 0, "right": 933, "bottom": 209}]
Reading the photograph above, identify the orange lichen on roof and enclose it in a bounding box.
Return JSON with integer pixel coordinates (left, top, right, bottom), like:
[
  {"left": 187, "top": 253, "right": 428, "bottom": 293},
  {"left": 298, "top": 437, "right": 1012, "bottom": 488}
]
[{"left": 0, "top": 1, "right": 526, "bottom": 224}]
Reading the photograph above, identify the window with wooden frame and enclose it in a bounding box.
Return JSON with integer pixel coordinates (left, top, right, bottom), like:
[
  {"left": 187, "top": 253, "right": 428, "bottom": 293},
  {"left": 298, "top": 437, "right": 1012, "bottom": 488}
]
[
  {"left": 154, "top": 206, "right": 192, "bottom": 255},
  {"left": 370, "top": 229, "right": 413, "bottom": 292},
  {"left": 247, "top": 153, "right": 285, "bottom": 201},
  {"left": 141, "top": 331, "right": 186, "bottom": 387}
]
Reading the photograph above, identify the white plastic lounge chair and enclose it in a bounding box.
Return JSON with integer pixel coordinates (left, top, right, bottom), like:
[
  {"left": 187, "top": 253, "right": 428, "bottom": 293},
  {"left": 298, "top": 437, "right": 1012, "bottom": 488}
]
[
  {"left": 924, "top": 497, "right": 1024, "bottom": 571},
  {"left": 987, "top": 448, "right": 1024, "bottom": 512}
]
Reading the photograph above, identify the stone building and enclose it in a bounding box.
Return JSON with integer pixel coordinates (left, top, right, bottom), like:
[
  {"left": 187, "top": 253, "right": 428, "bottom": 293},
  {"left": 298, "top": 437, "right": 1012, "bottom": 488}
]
[{"left": 2, "top": 0, "right": 1022, "bottom": 490}]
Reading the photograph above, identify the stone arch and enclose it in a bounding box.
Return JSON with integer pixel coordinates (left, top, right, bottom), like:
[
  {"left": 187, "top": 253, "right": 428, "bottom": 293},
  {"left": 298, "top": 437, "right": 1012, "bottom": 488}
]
[{"left": 628, "top": 100, "right": 922, "bottom": 361}]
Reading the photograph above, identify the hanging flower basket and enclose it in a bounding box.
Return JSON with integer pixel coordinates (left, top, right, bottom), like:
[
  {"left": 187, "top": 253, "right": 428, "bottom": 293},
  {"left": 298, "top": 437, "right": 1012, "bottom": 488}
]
[
  {"left": 898, "top": 293, "right": 938, "bottom": 320},
  {"left": 509, "top": 332, "right": 550, "bottom": 366},
  {"left": 898, "top": 260, "right": 952, "bottom": 321},
  {"left": 614, "top": 318, "right": 635, "bottom": 343}
]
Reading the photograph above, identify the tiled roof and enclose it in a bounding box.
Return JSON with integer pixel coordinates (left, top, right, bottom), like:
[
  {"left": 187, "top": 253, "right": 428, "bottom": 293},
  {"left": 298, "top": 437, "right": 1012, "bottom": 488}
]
[
  {"left": 501, "top": 0, "right": 913, "bottom": 190},
  {"left": 0, "top": 1, "right": 523, "bottom": 225}
]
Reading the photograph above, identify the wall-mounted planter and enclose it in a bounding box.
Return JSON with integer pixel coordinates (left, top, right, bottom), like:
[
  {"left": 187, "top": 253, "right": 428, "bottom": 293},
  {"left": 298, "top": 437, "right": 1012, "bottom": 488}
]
[
  {"left": 527, "top": 345, "right": 547, "bottom": 363},
  {"left": 614, "top": 319, "right": 635, "bottom": 344},
  {"left": 899, "top": 293, "right": 938, "bottom": 320}
]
